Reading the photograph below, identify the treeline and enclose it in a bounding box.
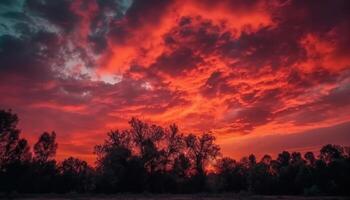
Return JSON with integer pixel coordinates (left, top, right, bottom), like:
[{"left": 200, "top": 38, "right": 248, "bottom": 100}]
[{"left": 1, "top": 109, "right": 350, "bottom": 195}]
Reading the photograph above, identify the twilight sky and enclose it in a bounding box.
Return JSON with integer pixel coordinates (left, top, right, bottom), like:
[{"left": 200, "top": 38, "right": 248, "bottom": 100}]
[{"left": 1, "top": 0, "right": 350, "bottom": 163}]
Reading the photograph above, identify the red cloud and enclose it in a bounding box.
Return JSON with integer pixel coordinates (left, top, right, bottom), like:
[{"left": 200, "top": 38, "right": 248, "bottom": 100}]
[{"left": 1, "top": 0, "right": 350, "bottom": 164}]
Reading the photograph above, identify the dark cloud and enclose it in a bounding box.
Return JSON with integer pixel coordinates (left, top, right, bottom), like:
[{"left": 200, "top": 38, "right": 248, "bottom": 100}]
[
  {"left": 25, "top": 0, "right": 79, "bottom": 32},
  {"left": 225, "top": 26, "right": 304, "bottom": 69},
  {"left": 320, "top": 83, "right": 350, "bottom": 108},
  {"left": 0, "top": 31, "right": 61, "bottom": 81},
  {"left": 106, "top": 76, "right": 187, "bottom": 113},
  {"left": 195, "top": 0, "right": 263, "bottom": 11},
  {"left": 217, "top": 0, "right": 350, "bottom": 71},
  {"left": 164, "top": 16, "right": 222, "bottom": 55},
  {"left": 277, "top": 0, "right": 350, "bottom": 34},
  {"left": 88, "top": 0, "right": 130, "bottom": 53},
  {"left": 1, "top": 11, "right": 29, "bottom": 21},
  {"left": 0, "top": 0, "right": 21, "bottom": 6},
  {"left": 201, "top": 71, "right": 235, "bottom": 98},
  {"left": 108, "top": 0, "right": 174, "bottom": 45},
  {"left": 151, "top": 47, "right": 203, "bottom": 76},
  {"left": 231, "top": 106, "right": 271, "bottom": 133},
  {"left": 124, "top": 0, "right": 174, "bottom": 28}
]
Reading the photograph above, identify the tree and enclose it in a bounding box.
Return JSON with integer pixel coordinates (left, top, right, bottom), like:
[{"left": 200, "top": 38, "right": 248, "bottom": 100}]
[
  {"left": 319, "top": 144, "right": 350, "bottom": 195},
  {"left": 94, "top": 129, "right": 132, "bottom": 166},
  {"left": 320, "top": 144, "right": 345, "bottom": 164},
  {"left": 277, "top": 151, "right": 291, "bottom": 167},
  {"left": 304, "top": 152, "right": 316, "bottom": 166},
  {"left": 31, "top": 131, "right": 58, "bottom": 193},
  {"left": 291, "top": 152, "right": 304, "bottom": 165},
  {"left": 248, "top": 160, "right": 277, "bottom": 194},
  {"left": 94, "top": 129, "right": 146, "bottom": 193},
  {"left": 33, "top": 131, "right": 57, "bottom": 163},
  {"left": 129, "top": 118, "right": 164, "bottom": 153},
  {"left": 261, "top": 154, "right": 272, "bottom": 165},
  {"left": 248, "top": 154, "right": 257, "bottom": 168},
  {"left": 172, "top": 153, "right": 191, "bottom": 178},
  {"left": 0, "top": 109, "right": 19, "bottom": 136},
  {"left": 0, "top": 109, "right": 31, "bottom": 193},
  {"left": 215, "top": 157, "right": 245, "bottom": 192},
  {"left": 8, "top": 139, "right": 31, "bottom": 163},
  {"left": 161, "top": 124, "right": 185, "bottom": 172},
  {"left": 0, "top": 109, "right": 31, "bottom": 166},
  {"left": 128, "top": 118, "right": 165, "bottom": 174},
  {"left": 185, "top": 133, "right": 220, "bottom": 176},
  {"left": 0, "top": 110, "right": 31, "bottom": 165},
  {"left": 59, "top": 157, "right": 94, "bottom": 192},
  {"left": 185, "top": 133, "right": 220, "bottom": 191}
]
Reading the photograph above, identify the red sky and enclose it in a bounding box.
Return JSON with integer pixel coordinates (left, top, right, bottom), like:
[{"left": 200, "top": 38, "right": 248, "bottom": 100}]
[{"left": 1, "top": 0, "right": 350, "bottom": 164}]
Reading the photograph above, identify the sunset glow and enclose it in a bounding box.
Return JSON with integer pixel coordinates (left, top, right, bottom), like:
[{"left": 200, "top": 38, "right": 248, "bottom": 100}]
[{"left": 1, "top": 0, "right": 350, "bottom": 164}]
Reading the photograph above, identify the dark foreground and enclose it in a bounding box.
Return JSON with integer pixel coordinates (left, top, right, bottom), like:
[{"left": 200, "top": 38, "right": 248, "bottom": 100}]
[{"left": 4, "top": 194, "right": 350, "bottom": 200}]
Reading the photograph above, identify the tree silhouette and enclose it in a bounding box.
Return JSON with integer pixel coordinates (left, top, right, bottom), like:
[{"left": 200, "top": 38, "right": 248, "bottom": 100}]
[
  {"left": 304, "top": 151, "right": 316, "bottom": 166},
  {"left": 33, "top": 131, "right": 58, "bottom": 163},
  {"left": 58, "top": 157, "right": 94, "bottom": 192},
  {"left": 0, "top": 109, "right": 19, "bottom": 134},
  {"left": 215, "top": 157, "right": 246, "bottom": 192},
  {"left": 0, "top": 110, "right": 32, "bottom": 193},
  {"left": 277, "top": 151, "right": 291, "bottom": 167},
  {"left": 185, "top": 133, "right": 220, "bottom": 176},
  {"left": 30, "top": 131, "right": 59, "bottom": 193},
  {"left": 0, "top": 109, "right": 31, "bottom": 166},
  {"left": 161, "top": 124, "right": 185, "bottom": 172},
  {"left": 185, "top": 133, "right": 220, "bottom": 191},
  {"left": 94, "top": 129, "right": 146, "bottom": 193},
  {"left": 261, "top": 154, "right": 272, "bottom": 165},
  {"left": 172, "top": 153, "right": 191, "bottom": 178},
  {"left": 320, "top": 144, "right": 345, "bottom": 164},
  {"left": 1, "top": 109, "right": 350, "bottom": 195}
]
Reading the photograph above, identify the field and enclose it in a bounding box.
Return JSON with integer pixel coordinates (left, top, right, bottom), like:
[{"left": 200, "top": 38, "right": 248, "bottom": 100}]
[{"left": 8, "top": 194, "right": 350, "bottom": 200}]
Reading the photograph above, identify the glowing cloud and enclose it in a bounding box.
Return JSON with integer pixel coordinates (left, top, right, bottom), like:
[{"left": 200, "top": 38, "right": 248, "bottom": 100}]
[{"left": 1, "top": 0, "right": 350, "bottom": 163}]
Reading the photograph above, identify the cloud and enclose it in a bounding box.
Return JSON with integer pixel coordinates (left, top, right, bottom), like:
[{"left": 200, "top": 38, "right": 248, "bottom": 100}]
[
  {"left": 151, "top": 47, "right": 203, "bottom": 76},
  {"left": 1, "top": 0, "right": 350, "bottom": 163},
  {"left": 25, "top": 0, "right": 79, "bottom": 32},
  {"left": 200, "top": 71, "right": 235, "bottom": 98},
  {"left": 0, "top": 31, "right": 66, "bottom": 106}
]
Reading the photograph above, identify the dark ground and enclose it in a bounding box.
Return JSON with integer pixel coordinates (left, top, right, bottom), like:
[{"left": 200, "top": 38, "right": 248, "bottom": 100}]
[{"left": 3, "top": 194, "right": 349, "bottom": 200}]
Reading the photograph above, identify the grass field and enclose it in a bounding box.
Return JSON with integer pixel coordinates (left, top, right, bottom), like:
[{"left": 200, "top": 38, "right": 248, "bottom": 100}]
[{"left": 6, "top": 194, "right": 349, "bottom": 200}]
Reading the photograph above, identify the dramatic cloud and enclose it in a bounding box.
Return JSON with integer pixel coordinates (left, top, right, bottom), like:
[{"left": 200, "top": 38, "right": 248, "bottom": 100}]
[{"left": 1, "top": 0, "right": 350, "bottom": 163}]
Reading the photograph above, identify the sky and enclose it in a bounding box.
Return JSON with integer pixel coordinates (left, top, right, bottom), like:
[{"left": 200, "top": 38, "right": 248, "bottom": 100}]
[{"left": 1, "top": 0, "right": 350, "bottom": 164}]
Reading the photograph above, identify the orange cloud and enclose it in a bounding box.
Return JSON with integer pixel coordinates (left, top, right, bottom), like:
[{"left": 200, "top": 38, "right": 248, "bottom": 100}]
[{"left": 1, "top": 0, "right": 350, "bottom": 164}]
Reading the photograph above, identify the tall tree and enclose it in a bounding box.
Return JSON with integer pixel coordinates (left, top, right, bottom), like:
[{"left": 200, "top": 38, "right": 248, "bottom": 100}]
[
  {"left": 94, "top": 129, "right": 146, "bottom": 193},
  {"left": 0, "top": 109, "right": 31, "bottom": 193},
  {"left": 0, "top": 109, "right": 31, "bottom": 166},
  {"left": 185, "top": 133, "right": 220, "bottom": 177},
  {"left": 160, "top": 124, "right": 185, "bottom": 172},
  {"left": 33, "top": 131, "right": 58, "bottom": 163},
  {"left": 128, "top": 118, "right": 165, "bottom": 173}
]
